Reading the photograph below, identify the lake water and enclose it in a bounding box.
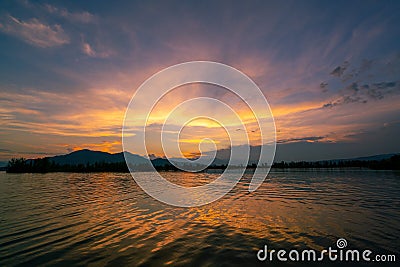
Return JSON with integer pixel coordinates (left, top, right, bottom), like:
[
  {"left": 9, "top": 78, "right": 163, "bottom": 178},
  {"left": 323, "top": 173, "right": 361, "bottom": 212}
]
[{"left": 0, "top": 170, "right": 399, "bottom": 266}]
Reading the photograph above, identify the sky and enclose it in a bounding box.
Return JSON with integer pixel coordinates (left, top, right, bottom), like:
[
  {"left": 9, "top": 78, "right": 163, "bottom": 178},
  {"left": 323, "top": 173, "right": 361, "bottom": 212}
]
[{"left": 0, "top": 0, "right": 400, "bottom": 162}]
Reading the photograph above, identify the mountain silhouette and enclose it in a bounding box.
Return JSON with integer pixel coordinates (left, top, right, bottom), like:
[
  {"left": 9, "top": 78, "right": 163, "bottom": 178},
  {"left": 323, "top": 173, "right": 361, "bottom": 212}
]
[
  {"left": 4, "top": 148, "right": 400, "bottom": 173},
  {"left": 47, "top": 149, "right": 148, "bottom": 166}
]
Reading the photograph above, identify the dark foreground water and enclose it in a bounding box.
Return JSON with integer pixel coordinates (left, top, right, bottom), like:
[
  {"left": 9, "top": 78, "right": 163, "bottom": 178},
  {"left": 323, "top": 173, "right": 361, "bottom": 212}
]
[{"left": 0, "top": 170, "right": 399, "bottom": 266}]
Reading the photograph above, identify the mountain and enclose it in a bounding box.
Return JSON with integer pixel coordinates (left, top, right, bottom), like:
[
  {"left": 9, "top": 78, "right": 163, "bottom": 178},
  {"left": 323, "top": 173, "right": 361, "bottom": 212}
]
[
  {"left": 5, "top": 149, "right": 400, "bottom": 173},
  {"left": 33, "top": 149, "right": 231, "bottom": 169},
  {"left": 22, "top": 149, "right": 228, "bottom": 169},
  {"left": 319, "top": 153, "right": 399, "bottom": 164},
  {"left": 15, "top": 148, "right": 400, "bottom": 168},
  {"left": 47, "top": 149, "right": 148, "bottom": 166},
  {"left": 169, "top": 157, "right": 227, "bottom": 166},
  {"left": 211, "top": 144, "right": 400, "bottom": 164},
  {"left": 151, "top": 158, "right": 173, "bottom": 167},
  {"left": 345, "top": 153, "right": 398, "bottom": 161}
]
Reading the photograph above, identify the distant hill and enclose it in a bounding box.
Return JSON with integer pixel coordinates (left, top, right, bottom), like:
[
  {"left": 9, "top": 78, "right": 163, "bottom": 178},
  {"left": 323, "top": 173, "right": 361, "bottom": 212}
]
[
  {"left": 151, "top": 158, "right": 172, "bottom": 167},
  {"left": 10, "top": 149, "right": 400, "bottom": 166},
  {"left": 45, "top": 149, "right": 148, "bottom": 166},
  {"left": 321, "top": 153, "right": 399, "bottom": 163},
  {"left": 5, "top": 149, "right": 400, "bottom": 173},
  {"left": 20, "top": 149, "right": 224, "bottom": 169},
  {"left": 47, "top": 149, "right": 230, "bottom": 168}
]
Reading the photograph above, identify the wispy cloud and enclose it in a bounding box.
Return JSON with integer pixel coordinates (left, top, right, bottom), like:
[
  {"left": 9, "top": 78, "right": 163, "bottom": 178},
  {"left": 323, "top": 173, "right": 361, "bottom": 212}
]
[
  {"left": 0, "top": 15, "right": 69, "bottom": 47},
  {"left": 0, "top": 86, "right": 128, "bottom": 137},
  {"left": 321, "top": 55, "right": 400, "bottom": 109},
  {"left": 82, "top": 41, "right": 96, "bottom": 57},
  {"left": 66, "top": 140, "right": 122, "bottom": 154},
  {"left": 44, "top": 4, "right": 96, "bottom": 24},
  {"left": 277, "top": 136, "right": 326, "bottom": 144},
  {"left": 323, "top": 81, "right": 399, "bottom": 108},
  {"left": 81, "top": 40, "right": 112, "bottom": 58},
  {"left": 1, "top": 1, "right": 399, "bottom": 160},
  {"left": 330, "top": 61, "right": 349, "bottom": 77}
]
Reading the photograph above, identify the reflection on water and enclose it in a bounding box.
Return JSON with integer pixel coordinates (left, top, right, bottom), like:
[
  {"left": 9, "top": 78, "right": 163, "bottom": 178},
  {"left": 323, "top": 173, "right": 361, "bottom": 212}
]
[{"left": 0, "top": 170, "right": 399, "bottom": 266}]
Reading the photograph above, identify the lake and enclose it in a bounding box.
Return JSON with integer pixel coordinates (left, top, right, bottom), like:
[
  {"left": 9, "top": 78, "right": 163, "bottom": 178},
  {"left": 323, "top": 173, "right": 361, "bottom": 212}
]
[{"left": 0, "top": 170, "right": 399, "bottom": 266}]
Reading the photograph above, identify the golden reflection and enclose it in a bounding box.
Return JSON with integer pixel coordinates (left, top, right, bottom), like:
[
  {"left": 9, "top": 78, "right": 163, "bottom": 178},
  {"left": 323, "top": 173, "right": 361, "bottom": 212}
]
[{"left": 34, "top": 171, "right": 384, "bottom": 265}]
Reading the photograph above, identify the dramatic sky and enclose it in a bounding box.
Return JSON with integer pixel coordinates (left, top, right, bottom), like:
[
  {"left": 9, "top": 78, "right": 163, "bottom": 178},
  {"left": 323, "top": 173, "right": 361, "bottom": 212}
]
[{"left": 1, "top": 0, "right": 400, "bottom": 162}]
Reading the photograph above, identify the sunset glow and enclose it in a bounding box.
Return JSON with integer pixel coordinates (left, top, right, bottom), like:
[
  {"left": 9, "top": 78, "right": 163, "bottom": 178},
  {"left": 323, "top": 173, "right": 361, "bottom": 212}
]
[{"left": 0, "top": 1, "right": 399, "bottom": 162}]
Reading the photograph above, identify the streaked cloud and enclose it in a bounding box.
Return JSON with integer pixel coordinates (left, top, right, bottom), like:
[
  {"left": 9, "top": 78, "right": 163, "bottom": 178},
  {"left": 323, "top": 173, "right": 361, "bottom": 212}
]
[
  {"left": 81, "top": 39, "right": 113, "bottom": 58},
  {"left": 82, "top": 41, "right": 96, "bottom": 57},
  {"left": 277, "top": 136, "right": 326, "bottom": 144},
  {"left": 0, "top": 86, "right": 128, "bottom": 137},
  {"left": 322, "top": 57, "right": 400, "bottom": 108},
  {"left": 330, "top": 61, "right": 349, "bottom": 77},
  {"left": 0, "top": 1, "right": 399, "bottom": 161},
  {"left": 44, "top": 4, "right": 96, "bottom": 24},
  {"left": 0, "top": 15, "right": 69, "bottom": 47}
]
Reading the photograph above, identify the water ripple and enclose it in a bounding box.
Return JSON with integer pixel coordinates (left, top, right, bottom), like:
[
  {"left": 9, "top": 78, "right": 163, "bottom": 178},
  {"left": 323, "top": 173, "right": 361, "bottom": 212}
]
[{"left": 0, "top": 170, "right": 399, "bottom": 266}]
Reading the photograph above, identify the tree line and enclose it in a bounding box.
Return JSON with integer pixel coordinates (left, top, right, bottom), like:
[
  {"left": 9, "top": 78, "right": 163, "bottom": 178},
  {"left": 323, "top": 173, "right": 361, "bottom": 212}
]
[
  {"left": 5, "top": 155, "right": 400, "bottom": 173},
  {"left": 272, "top": 155, "right": 400, "bottom": 170}
]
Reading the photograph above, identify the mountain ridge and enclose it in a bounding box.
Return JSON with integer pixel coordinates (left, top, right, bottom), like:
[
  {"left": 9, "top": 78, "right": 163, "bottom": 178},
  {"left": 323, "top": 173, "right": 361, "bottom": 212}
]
[
  {"left": 24, "top": 149, "right": 400, "bottom": 166},
  {"left": 4, "top": 149, "right": 399, "bottom": 172},
  {"left": 46, "top": 149, "right": 148, "bottom": 166}
]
